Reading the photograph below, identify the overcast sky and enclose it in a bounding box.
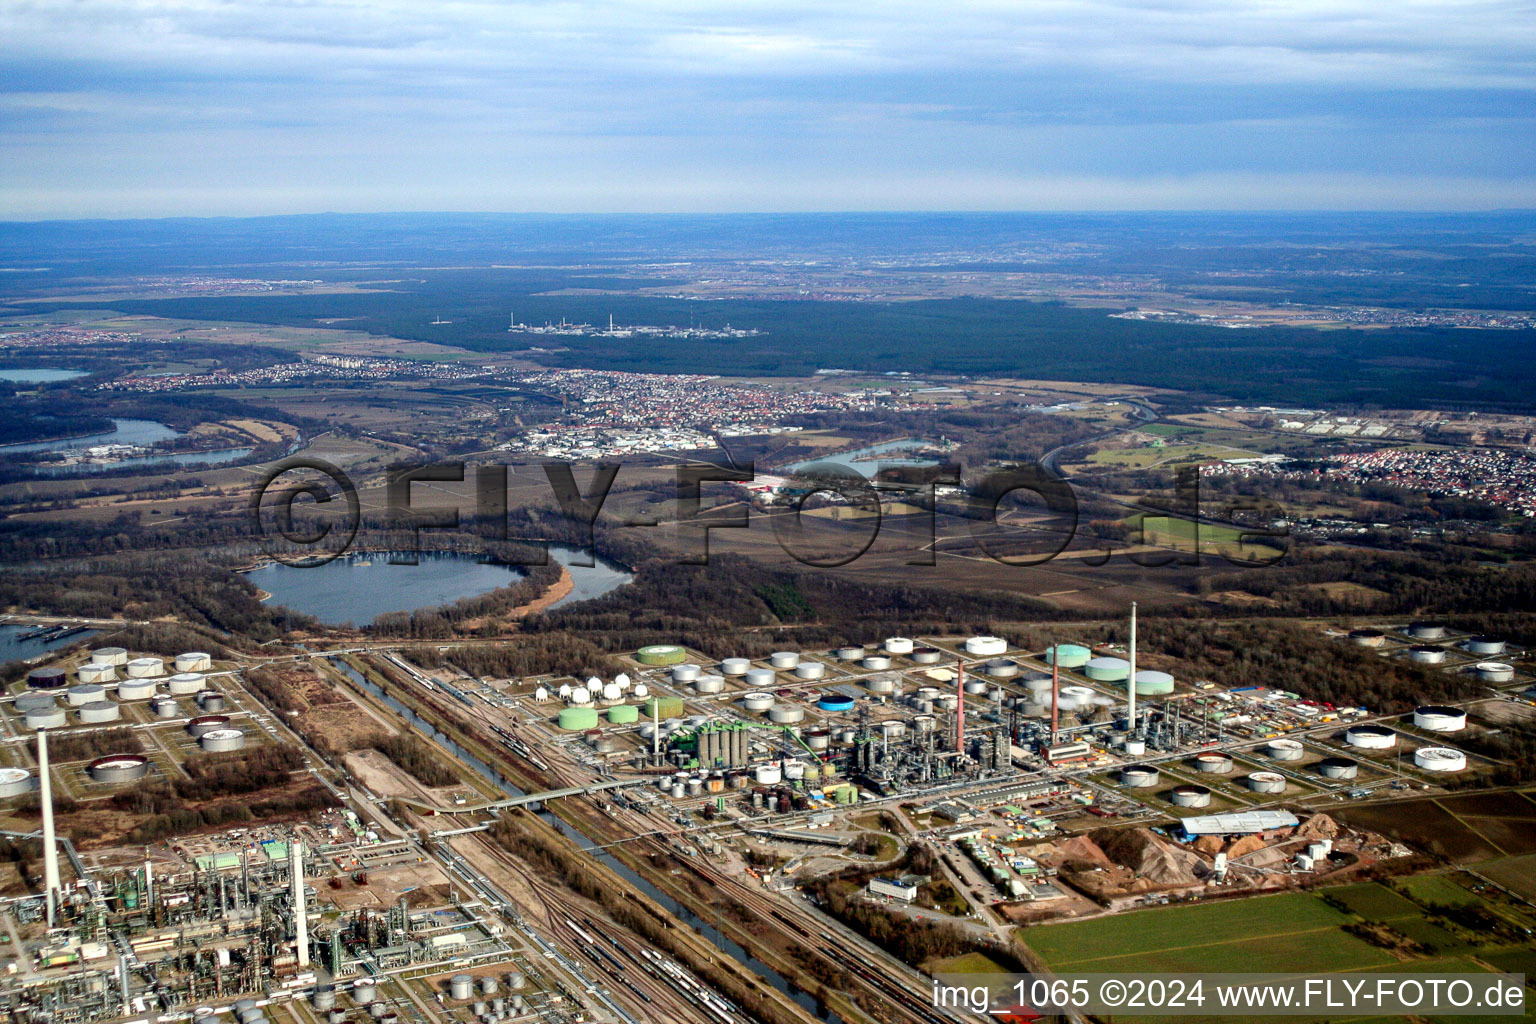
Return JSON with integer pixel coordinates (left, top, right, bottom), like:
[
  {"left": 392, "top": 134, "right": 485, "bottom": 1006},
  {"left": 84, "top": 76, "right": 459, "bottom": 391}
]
[{"left": 3, "top": 0, "right": 1534, "bottom": 217}]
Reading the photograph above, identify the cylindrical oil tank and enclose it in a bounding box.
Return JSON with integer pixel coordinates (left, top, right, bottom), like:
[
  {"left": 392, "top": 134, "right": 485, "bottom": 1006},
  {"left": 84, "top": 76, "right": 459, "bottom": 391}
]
[
  {"left": 1193, "top": 752, "right": 1234, "bottom": 774},
  {"left": 1472, "top": 661, "right": 1515, "bottom": 683},
  {"left": 671, "top": 663, "right": 701, "bottom": 683},
  {"left": 327, "top": 1012, "right": 346, "bottom": 1024},
  {"left": 985, "top": 658, "right": 1020, "bottom": 678},
  {"left": 196, "top": 690, "right": 225, "bottom": 712},
  {"left": 963, "top": 636, "right": 1006, "bottom": 656},
  {"left": 200, "top": 729, "right": 246, "bottom": 753},
  {"left": 819, "top": 695, "right": 856, "bottom": 713},
  {"left": 1170, "top": 784, "right": 1212, "bottom": 808},
  {"left": 805, "top": 729, "right": 831, "bottom": 751},
  {"left": 187, "top": 714, "right": 231, "bottom": 738},
  {"left": 1134, "top": 670, "right": 1176, "bottom": 695},
  {"left": 745, "top": 668, "right": 777, "bottom": 687},
  {"left": 25, "top": 707, "right": 66, "bottom": 730},
  {"left": 1121, "top": 765, "right": 1160, "bottom": 788},
  {"left": 706, "top": 773, "right": 725, "bottom": 793},
  {"left": 934, "top": 694, "right": 958, "bottom": 712},
  {"left": 1407, "top": 621, "right": 1449, "bottom": 640},
  {"left": 167, "top": 672, "right": 205, "bottom": 696},
  {"left": 911, "top": 646, "right": 941, "bottom": 664},
  {"left": 607, "top": 704, "right": 639, "bottom": 724},
  {"left": 367, "top": 1004, "right": 387, "bottom": 1020},
  {"left": 836, "top": 646, "right": 865, "bottom": 661},
  {"left": 1348, "top": 628, "right": 1385, "bottom": 647},
  {"left": 450, "top": 975, "right": 475, "bottom": 1001},
  {"left": 312, "top": 987, "right": 337, "bottom": 1011},
  {"left": 1124, "top": 738, "right": 1147, "bottom": 756},
  {"left": 769, "top": 651, "right": 800, "bottom": 669},
  {"left": 26, "top": 668, "right": 67, "bottom": 690},
  {"left": 742, "top": 692, "right": 775, "bottom": 712},
  {"left": 669, "top": 782, "right": 686, "bottom": 798},
  {"left": 1407, "top": 645, "right": 1447, "bottom": 665},
  {"left": 693, "top": 674, "right": 725, "bottom": 694},
  {"left": 1022, "top": 701, "right": 1048, "bottom": 718},
  {"left": 721, "top": 658, "right": 751, "bottom": 676},
  {"left": 507, "top": 972, "right": 525, "bottom": 991},
  {"left": 1268, "top": 738, "right": 1305, "bottom": 761},
  {"left": 1319, "top": 756, "right": 1359, "bottom": 779},
  {"left": 1346, "top": 724, "right": 1397, "bottom": 749},
  {"left": 879, "top": 720, "right": 907, "bottom": 739},
  {"left": 352, "top": 982, "right": 377, "bottom": 1005},
  {"left": 1414, "top": 705, "right": 1467, "bottom": 732},
  {"left": 862, "top": 655, "right": 892, "bottom": 670},
  {"left": 175, "top": 652, "right": 213, "bottom": 672},
  {"left": 686, "top": 776, "right": 704, "bottom": 796},
  {"left": 1044, "top": 644, "right": 1091, "bottom": 669},
  {"left": 1246, "top": 771, "right": 1287, "bottom": 794},
  {"left": 92, "top": 647, "right": 128, "bottom": 666},
  {"left": 988, "top": 687, "right": 1005, "bottom": 702},
  {"left": 1466, "top": 635, "right": 1506, "bottom": 656},
  {"left": 67, "top": 683, "right": 107, "bottom": 706},
  {"left": 794, "top": 661, "right": 825, "bottom": 680},
  {"left": 79, "top": 700, "right": 121, "bottom": 724},
  {"left": 753, "top": 764, "right": 783, "bottom": 785},
  {"left": 480, "top": 976, "right": 498, "bottom": 996},
  {"left": 883, "top": 637, "right": 914, "bottom": 655},
  {"left": 558, "top": 707, "right": 599, "bottom": 730},
  {"left": 1085, "top": 657, "right": 1130, "bottom": 682},
  {"left": 912, "top": 714, "right": 937, "bottom": 735},
  {"left": 963, "top": 680, "right": 988, "bottom": 695},
  {"left": 238, "top": 1009, "right": 264, "bottom": 1024},
  {"left": 865, "top": 674, "right": 896, "bottom": 695},
  {"left": 77, "top": 662, "right": 116, "bottom": 684},
  {"left": 117, "top": 678, "right": 157, "bottom": 700},
  {"left": 635, "top": 645, "right": 686, "bottom": 666},
  {"left": 768, "top": 705, "right": 804, "bottom": 724},
  {"left": 88, "top": 754, "right": 149, "bottom": 783},
  {"left": 151, "top": 696, "right": 180, "bottom": 719},
  {"left": 0, "top": 768, "right": 33, "bottom": 798},
  {"left": 15, "top": 693, "right": 56, "bottom": 715},
  {"left": 124, "top": 657, "right": 163, "bottom": 678},
  {"left": 1415, "top": 747, "right": 1467, "bottom": 772}
]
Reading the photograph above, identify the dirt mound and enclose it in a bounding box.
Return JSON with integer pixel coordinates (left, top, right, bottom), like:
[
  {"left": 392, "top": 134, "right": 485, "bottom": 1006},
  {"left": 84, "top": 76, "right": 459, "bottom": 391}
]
[
  {"left": 1047, "top": 834, "right": 1115, "bottom": 870},
  {"left": 1296, "top": 813, "right": 1340, "bottom": 839},
  {"left": 1192, "top": 835, "right": 1225, "bottom": 856},
  {"left": 1226, "top": 835, "right": 1268, "bottom": 859},
  {"left": 1090, "top": 827, "right": 1207, "bottom": 887}
]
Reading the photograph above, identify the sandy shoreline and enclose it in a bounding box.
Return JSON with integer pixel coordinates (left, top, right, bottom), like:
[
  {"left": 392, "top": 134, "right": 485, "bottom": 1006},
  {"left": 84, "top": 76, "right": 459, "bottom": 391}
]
[{"left": 512, "top": 565, "right": 573, "bottom": 617}]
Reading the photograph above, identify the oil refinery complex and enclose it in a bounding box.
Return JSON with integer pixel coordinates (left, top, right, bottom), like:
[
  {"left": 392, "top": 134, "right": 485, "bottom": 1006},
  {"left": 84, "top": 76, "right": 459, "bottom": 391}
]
[{"left": 0, "top": 612, "right": 1527, "bottom": 1024}]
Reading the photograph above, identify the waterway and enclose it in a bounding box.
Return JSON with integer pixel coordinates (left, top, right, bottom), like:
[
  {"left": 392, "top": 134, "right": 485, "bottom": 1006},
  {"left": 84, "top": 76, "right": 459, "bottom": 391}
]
[
  {"left": 781, "top": 437, "right": 940, "bottom": 479},
  {"left": 250, "top": 545, "right": 633, "bottom": 626},
  {"left": 0, "top": 368, "right": 87, "bottom": 383},
  {"left": 0, "top": 417, "right": 253, "bottom": 474},
  {"left": 0, "top": 624, "right": 100, "bottom": 664}
]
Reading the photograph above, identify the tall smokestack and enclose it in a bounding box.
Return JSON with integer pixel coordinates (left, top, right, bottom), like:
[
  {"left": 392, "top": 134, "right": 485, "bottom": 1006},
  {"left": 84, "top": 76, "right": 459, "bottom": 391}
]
[
  {"left": 1128, "top": 602, "right": 1138, "bottom": 734},
  {"left": 1050, "top": 646, "right": 1060, "bottom": 747},
  {"left": 37, "top": 729, "right": 62, "bottom": 926},
  {"left": 291, "top": 839, "right": 309, "bottom": 967},
  {"left": 955, "top": 661, "right": 965, "bottom": 755},
  {"left": 652, "top": 699, "right": 660, "bottom": 764},
  {"left": 144, "top": 858, "right": 153, "bottom": 906}
]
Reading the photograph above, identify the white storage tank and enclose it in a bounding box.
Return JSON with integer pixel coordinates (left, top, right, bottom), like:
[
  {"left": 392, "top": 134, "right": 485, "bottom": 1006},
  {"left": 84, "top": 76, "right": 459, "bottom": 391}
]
[
  {"left": 168, "top": 673, "right": 206, "bottom": 696},
  {"left": 1268, "top": 738, "right": 1305, "bottom": 761},
  {"left": 878, "top": 720, "right": 907, "bottom": 739},
  {"left": 88, "top": 754, "right": 149, "bottom": 783},
  {"left": 862, "top": 655, "right": 892, "bottom": 670},
  {"left": 1124, "top": 738, "right": 1147, "bottom": 756},
  {"left": 865, "top": 674, "right": 896, "bottom": 695},
  {"left": 1121, "top": 765, "right": 1160, "bottom": 788},
  {"left": 741, "top": 692, "right": 775, "bottom": 712},
  {"left": 1246, "top": 771, "right": 1287, "bottom": 794},
  {"left": 671, "top": 664, "right": 701, "bottom": 684},
  {"left": 1319, "top": 756, "right": 1359, "bottom": 779},
  {"left": 985, "top": 658, "right": 1019, "bottom": 678},
  {"left": 1413, "top": 705, "right": 1467, "bottom": 732},
  {"left": 768, "top": 705, "right": 804, "bottom": 724},
  {"left": 450, "top": 975, "right": 475, "bottom": 1001},
  {"left": 117, "top": 678, "right": 158, "bottom": 701},
  {"left": 92, "top": 647, "right": 128, "bottom": 666},
  {"left": 963, "top": 680, "right": 987, "bottom": 695},
  {"left": 910, "top": 646, "right": 941, "bottom": 664},
  {"left": 836, "top": 646, "right": 865, "bottom": 661},
  {"left": 1465, "top": 635, "right": 1506, "bottom": 656},
  {"left": 1193, "top": 752, "right": 1234, "bottom": 774},
  {"left": 769, "top": 652, "right": 800, "bottom": 670},
  {"left": 601, "top": 682, "right": 622, "bottom": 703},
  {"left": 753, "top": 764, "right": 783, "bottom": 785},
  {"left": 965, "top": 636, "right": 1007, "bottom": 656},
  {"left": 1407, "top": 621, "right": 1449, "bottom": 640},
  {"left": 67, "top": 683, "right": 107, "bottom": 706},
  {"left": 745, "top": 668, "right": 777, "bottom": 688},
  {"left": 77, "top": 662, "right": 116, "bottom": 684},
  {"left": 25, "top": 707, "right": 66, "bottom": 730},
  {"left": 175, "top": 652, "right": 213, "bottom": 672},
  {"left": 794, "top": 661, "right": 825, "bottom": 680},
  {"left": 1415, "top": 747, "right": 1466, "bottom": 772},
  {"left": 0, "top": 768, "right": 33, "bottom": 798},
  {"left": 1346, "top": 724, "right": 1397, "bottom": 749},
  {"left": 883, "top": 637, "right": 914, "bottom": 655},
  {"left": 694, "top": 674, "right": 725, "bottom": 694},
  {"left": 569, "top": 686, "right": 592, "bottom": 706},
  {"left": 1407, "top": 645, "right": 1447, "bottom": 665},
  {"left": 196, "top": 690, "right": 225, "bottom": 712},
  {"left": 721, "top": 658, "right": 751, "bottom": 676},
  {"left": 1170, "top": 784, "right": 1212, "bottom": 808},
  {"left": 152, "top": 696, "right": 181, "bottom": 719},
  {"left": 125, "top": 657, "right": 163, "bottom": 679},
  {"left": 187, "top": 715, "right": 231, "bottom": 738},
  {"left": 79, "top": 701, "right": 121, "bottom": 724},
  {"left": 1472, "top": 662, "right": 1515, "bottom": 683},
  {"left": 1348, "top": 628, "right": 1386, "bottom": 647}
]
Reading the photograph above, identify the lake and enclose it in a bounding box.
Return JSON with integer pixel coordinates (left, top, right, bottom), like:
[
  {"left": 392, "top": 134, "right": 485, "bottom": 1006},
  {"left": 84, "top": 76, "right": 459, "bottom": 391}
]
[
  {"left": 247, "top": 544, "right": 632, "bottom": 626},
  {"left": 0, "top": 624, "right": 99, "bottom": 664},
  {"left": 1, "top": 417, "right": 253, "bottom": 474},
  {"left": 0, "top": 368, "right": 87, "bottom": 383},
  {"left": 780, "top": 436, "right": 940, "bottom": 479}
]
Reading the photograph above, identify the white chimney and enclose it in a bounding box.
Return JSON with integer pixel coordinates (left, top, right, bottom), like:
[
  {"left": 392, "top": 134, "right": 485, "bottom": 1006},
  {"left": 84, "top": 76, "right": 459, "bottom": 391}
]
[
  {"left": 1127, "top": 602, "right": 1138, "bottom": 734},
  {"left": 37, "top": 729, "right": 62, "bottom": 926},
  {"left": 291, "top": 839, "right": 309, "bottom": 966}
]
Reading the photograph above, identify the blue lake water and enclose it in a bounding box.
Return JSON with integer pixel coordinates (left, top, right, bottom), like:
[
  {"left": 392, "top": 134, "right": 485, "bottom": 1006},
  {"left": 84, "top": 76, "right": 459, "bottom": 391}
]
[
  {"left": 248, "top": 545, "right": 632, "bottom": 625},
  {"left": 0, "top": 624, "right": 99, "bottom": 664},
  {"left": 0, "top": 368, "right": 87, "bottom": 383},
  {"left": 780, "top": 436, "right": 940, "bottom": 478},
  {"left": 1, "top": 417, "right": 253, "bottom": 474}
]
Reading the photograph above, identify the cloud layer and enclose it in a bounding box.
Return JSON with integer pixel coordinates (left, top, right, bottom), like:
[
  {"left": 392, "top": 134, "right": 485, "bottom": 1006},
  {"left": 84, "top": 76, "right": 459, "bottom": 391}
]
[{"left": 3, "top": 1, "right": 1534, "bottom": 216}]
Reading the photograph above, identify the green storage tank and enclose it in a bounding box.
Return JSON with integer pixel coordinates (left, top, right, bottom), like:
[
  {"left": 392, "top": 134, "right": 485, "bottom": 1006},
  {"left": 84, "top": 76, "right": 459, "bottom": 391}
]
[
  {"left": 643, "top": 696, "right": 685, "bottom": 719},
  {"left": 558, "top": 707, "right": 600, "bottom": 731},
  {"left": 1044, "top": 644, "right": 1091, "bottom": 669},
  {"left": 635, "top": 645, "right": 687, "bottom": 666},
  {"left": 607, "top": 704, "right": 640, "bottom": 724}
]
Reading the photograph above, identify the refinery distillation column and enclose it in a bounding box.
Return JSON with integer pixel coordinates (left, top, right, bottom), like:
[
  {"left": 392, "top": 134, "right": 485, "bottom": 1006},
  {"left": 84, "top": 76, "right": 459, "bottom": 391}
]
[
  {"left": 38, "top": 728, "right": 62, "bottom": 926},
  {"left": 1127, "top": 602, "right": 1138, "bottom": 735},
  {"left": 291, "top": 839, "right": 309, "bottom": 966}
]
